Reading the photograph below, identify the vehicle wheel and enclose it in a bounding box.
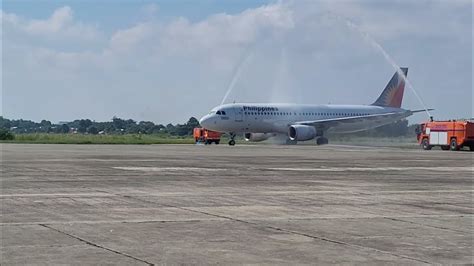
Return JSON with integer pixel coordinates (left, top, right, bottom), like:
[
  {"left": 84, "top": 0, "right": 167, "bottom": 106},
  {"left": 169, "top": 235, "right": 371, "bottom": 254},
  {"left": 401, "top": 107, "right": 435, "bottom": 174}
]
[
  {"left": 441, "top": 146, "right": 450, "bottom": 151},
  {"left": 228, "top": 140, "right": 236, "bottom": 146},
  {"left": 470, "top": 146, "right": 474, "bottom": 151},
  {"left": 422, "top": 138, "right": 432, "bottom": 150},
  {"left": 450, "top": 138, "right": 459, "bottom": 151},
  {"left": 215, "top": 141, "right": 220, "bottom": 145}
]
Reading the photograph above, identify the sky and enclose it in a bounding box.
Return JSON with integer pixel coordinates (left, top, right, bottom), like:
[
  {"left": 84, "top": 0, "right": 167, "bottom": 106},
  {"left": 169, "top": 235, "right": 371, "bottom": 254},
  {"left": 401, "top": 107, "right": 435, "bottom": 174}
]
[{"left": 2, "top": 0, "right": 472, "bottom": 124}]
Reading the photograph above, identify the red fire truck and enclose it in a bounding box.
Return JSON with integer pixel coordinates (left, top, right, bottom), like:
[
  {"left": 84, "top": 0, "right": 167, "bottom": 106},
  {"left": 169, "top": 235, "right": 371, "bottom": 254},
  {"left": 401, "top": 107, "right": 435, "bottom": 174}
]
[
  {"left": 193, "top": 128, "right": 221, "bottom": 145},
  {"left": 417, "top": 120, "right": 474, "bottom": 151}
]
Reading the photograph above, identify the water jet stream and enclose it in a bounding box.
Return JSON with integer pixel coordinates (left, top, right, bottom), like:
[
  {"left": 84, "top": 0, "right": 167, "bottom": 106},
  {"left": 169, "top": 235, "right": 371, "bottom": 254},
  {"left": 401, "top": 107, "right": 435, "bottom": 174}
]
[
  {"left": 221, "top": 49, "right": 255, "bottom": 105},
  {"left": 329, "top": 13, "right": 432, "bottom": 117}
]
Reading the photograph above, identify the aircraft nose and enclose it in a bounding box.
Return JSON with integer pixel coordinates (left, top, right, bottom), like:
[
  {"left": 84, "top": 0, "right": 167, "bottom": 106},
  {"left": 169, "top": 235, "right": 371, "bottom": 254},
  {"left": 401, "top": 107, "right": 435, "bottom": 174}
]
[{"left": 199, "top": 115, "right": 210, "bottom": 128}]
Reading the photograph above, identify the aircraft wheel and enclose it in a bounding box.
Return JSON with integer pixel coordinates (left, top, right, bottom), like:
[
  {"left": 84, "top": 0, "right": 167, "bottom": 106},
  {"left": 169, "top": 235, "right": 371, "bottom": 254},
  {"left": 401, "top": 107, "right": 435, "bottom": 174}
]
[
  {"left": 228, "top": 140, "right": 236, "bottom": 146},
  {"left": 316, "top": 137, "right": 329, "bottom": 145}
]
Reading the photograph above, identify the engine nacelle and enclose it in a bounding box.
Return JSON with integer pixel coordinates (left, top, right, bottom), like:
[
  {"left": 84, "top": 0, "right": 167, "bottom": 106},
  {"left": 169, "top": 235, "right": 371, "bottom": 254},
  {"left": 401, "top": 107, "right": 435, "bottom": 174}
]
[
  {"left": 244, "top": 133, "right": 273, "bottom": 142},
  {"left": 288, "top": 125, "right": 317, "bottom": 141}
]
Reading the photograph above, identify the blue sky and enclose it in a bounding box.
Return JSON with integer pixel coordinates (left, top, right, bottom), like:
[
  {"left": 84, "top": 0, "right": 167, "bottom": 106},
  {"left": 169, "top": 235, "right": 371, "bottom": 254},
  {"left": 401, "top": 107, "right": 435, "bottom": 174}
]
[
  {"left": 2, "top": 0, "right": 472, "bottom": 124},
  {"left": 3, "top": 0, "right": 272, "bottom": 29}
]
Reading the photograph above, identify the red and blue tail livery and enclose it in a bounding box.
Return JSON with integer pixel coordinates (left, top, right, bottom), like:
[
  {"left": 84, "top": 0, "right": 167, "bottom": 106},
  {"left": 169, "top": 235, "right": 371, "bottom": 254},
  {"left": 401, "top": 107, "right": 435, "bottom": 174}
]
[{"left": 372, "top": 67, "right": 408, "bottom": 108}]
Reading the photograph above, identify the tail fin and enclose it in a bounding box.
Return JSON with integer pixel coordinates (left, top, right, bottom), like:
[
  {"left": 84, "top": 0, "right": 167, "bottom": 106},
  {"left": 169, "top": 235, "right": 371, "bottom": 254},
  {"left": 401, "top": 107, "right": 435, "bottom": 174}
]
[{"left": 372, "top": 67, "right": 408, "bottom": 108}]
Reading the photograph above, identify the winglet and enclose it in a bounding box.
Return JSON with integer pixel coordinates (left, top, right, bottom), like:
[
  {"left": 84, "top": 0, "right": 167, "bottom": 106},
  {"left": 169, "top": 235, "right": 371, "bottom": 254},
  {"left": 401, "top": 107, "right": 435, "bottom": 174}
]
[{"left": 372, "top": 67, "right": 408, "bottom": 108}]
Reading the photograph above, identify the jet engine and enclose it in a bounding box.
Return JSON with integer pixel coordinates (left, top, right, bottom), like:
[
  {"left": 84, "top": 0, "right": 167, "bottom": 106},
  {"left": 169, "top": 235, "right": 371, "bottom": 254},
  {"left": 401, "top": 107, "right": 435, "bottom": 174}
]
[
  {"left": 244, "top": 133, "right": 273, "bottom": 142},
  {"left": 288, "top": 125, "right": 317, "bottom": 141}
]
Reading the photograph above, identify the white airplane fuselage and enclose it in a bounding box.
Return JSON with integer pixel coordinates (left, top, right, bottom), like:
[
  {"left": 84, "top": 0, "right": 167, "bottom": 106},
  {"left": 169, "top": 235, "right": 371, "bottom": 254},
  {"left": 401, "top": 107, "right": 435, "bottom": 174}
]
[
  {"left": 199, "top": 103, "right": 410, "bottom": 134},
  {"left": 199, "top": 68, "right": 421, "bottom": 145}
]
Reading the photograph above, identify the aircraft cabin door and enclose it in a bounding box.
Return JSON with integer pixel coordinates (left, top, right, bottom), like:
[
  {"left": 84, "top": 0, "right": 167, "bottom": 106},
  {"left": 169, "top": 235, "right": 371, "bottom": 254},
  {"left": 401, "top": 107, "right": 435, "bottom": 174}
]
[{"left": 234, "top": 107, "right": 243, "bottom": 122}]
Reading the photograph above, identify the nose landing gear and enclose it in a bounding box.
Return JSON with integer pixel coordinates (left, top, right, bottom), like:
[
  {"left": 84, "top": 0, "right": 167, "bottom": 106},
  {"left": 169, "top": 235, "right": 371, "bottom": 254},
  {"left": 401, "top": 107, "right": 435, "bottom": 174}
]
[{"left": 228, "top": 133, "right": 236, "bottom": 146}]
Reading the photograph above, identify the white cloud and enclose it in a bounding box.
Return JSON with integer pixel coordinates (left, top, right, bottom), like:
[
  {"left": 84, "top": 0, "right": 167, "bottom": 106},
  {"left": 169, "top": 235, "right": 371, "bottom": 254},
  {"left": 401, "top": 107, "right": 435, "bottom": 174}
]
[
  {"left": 2, "top": 6, "right": 101, "bottom": 44},
  {"left": 26, "top": 6, "right": 73, "bottom": 34},
  {"left": 109, "top": 23, "right": 153, "bottom": 52}
]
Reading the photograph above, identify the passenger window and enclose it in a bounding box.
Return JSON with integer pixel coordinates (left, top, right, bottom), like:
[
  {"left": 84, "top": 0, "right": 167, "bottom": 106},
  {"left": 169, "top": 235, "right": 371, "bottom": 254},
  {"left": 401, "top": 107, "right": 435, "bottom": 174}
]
[
  {"left": 222, "top": 111, "right": 226, "bottom": 115},
  {"left": 216, "top": 111, "right": 221, "bottom": 115}
]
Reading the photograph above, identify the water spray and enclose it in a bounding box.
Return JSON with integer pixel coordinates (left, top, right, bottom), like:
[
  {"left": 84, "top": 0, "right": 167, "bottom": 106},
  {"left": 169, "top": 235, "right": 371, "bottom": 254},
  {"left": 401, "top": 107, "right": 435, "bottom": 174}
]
[
  {"left": 325, "top": 12, "right": 432, "bottom": 118},
  {"left": 221, "top": 48, "right": 255, "bottom": 105}
]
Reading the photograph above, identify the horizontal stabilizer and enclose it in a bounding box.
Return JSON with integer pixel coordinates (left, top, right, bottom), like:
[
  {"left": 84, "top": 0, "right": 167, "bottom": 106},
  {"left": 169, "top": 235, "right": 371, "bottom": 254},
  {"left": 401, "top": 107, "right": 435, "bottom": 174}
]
[{"left": 410, "top": 109, "right": 434, "bottom": 114}]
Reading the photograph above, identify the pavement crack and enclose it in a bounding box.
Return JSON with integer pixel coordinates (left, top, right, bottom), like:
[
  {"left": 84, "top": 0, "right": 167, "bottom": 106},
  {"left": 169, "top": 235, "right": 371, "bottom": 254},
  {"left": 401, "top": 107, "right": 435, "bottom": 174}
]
[
  {"left": 249, "top": 223, "right": 432, "bottom": 265},
  {"left": 117, "top": 194, "right": 432, "bottom": 265},
  {"left": 39, "top": 224, "right": 154, "bottom": 266},
  {"left": 177, "top": 206, "right": 432, "bottom": 264},
  {"left": 384, "top": 217, "right": 467, "bottom": 234}
]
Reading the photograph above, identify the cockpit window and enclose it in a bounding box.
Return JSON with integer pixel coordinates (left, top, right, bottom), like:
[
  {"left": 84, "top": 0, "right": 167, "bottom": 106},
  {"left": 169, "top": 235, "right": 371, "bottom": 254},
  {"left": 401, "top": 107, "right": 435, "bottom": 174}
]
[
  {"left": 221, "top": 111, "right": 226, "bottom": 115},
  {"left": 216, "top": 111, "right": 222, "bottom": 115}
]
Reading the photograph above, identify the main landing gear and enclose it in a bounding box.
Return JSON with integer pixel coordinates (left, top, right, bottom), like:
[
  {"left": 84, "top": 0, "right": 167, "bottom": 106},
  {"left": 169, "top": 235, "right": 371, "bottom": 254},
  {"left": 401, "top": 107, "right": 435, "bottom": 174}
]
[
  {"left": 228, "top": 133, "right": 236, "bottom": 146},
  {"left": 316, "top": 131, "right": 329, "bottom": 145},
  {"left": 316, "top": 137, "right": 329, "bottom": 145}
]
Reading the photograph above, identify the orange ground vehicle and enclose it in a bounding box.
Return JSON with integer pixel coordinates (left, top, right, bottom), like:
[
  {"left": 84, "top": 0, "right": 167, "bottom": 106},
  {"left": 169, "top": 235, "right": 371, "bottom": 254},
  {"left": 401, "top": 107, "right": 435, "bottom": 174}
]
[
  {"left": 416, "top": 120, "right": 474, "bottom": 151},
  {"left": 193, "top": 128, "right": 221, "bottom": 145}
]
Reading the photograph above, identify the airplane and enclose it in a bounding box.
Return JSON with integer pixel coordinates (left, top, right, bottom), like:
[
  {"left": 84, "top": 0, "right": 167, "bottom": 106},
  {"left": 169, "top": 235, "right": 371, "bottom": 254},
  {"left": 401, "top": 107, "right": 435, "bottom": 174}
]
[{"left": 199, "top": 67, "right": 429, "bottom": 146}]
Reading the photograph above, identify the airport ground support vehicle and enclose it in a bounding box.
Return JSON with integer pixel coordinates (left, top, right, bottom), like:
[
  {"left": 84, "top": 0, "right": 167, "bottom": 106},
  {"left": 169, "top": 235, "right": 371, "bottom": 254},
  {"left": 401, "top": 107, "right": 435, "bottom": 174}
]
[
  {"left": 417, "top": 120, "right": 474, "bottom": 151},
  {"left": 193, "top": 128, "right": 221, "bottom": 144}
]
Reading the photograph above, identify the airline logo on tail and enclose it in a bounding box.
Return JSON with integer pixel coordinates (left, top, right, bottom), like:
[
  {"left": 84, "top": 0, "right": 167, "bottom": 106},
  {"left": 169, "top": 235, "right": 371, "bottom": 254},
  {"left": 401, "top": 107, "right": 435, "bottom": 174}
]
[{"left": 372, "top": 67, "right": 408, "bottom": 108}]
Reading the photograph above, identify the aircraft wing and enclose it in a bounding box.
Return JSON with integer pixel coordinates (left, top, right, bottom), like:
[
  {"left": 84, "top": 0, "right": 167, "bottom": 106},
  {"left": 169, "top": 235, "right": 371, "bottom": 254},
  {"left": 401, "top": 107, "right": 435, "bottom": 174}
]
[{"left": 295, "top": 111, "right": 413, "bottom": 132}]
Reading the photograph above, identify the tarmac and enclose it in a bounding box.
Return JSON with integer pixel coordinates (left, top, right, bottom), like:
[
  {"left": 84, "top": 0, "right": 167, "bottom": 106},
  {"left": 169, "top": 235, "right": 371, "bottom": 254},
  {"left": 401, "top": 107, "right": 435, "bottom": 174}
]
[{"left": 1, "top": 144, "right": 473, "bottom": 265}]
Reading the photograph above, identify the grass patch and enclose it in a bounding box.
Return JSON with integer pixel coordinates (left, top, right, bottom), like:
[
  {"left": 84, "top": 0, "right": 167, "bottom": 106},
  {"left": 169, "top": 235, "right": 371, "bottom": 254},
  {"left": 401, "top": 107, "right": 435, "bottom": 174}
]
[
  {"left": 1, "top": 133, "right": 195, "bottom": 144},
  {"left": 329, "top": 136, "right": 419, "bottom": 149},
  {"left": 0, "top": 133, "right": 419, "bottom": 147}
]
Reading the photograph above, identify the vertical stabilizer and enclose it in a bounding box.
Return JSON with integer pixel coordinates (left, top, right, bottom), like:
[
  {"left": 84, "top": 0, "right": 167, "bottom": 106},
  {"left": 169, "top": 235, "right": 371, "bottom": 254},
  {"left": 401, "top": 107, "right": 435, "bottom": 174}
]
[{"left": 372, "top": 67, "right": 408, "bottom": 108}]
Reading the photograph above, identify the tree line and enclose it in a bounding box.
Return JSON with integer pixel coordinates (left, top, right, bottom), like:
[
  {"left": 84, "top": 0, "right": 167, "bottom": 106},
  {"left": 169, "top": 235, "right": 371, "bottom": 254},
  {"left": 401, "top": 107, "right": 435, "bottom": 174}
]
[
  {"left": 0, "top": 116, "right": 417, "bottom": 140},
  {"left": 350, "top": 119, "right": 418, "bottom": 137},
  {"left": 0, "top": 116, "right": 200, "bottom": 136}
]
